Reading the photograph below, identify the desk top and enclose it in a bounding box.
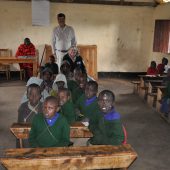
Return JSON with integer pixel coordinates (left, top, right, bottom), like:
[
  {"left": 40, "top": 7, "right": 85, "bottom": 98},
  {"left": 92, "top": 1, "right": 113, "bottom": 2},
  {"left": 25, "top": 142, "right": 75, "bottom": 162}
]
[
  {"left": 0, "top": 57, "right": 37, "bottom": 63},
  {"left": 0, "top": 144, "right": 137, "bottom": 170}
]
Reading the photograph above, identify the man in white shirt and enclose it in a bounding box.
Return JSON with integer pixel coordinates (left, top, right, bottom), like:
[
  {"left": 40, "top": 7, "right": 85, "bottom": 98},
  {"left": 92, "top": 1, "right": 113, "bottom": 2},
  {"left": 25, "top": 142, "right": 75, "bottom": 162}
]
[{"left": 52, "top": 13, "right": 77, "bottom": 70}]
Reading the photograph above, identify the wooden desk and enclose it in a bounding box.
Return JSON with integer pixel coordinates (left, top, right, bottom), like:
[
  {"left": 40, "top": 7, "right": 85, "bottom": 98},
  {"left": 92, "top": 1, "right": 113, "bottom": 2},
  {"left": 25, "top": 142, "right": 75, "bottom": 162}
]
[
  {"left": 10, "top": 122, "right": 93, "bottom": 147},
  {"left": 0, "top": 57, "right": 38, "bottom": 76},
  {"left": 0, "top": 144, "right": 137, "bottom": 170}
]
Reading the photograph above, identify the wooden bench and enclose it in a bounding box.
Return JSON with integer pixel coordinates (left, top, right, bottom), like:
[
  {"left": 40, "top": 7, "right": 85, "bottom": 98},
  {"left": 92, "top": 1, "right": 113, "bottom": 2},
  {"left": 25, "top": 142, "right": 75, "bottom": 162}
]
[
  {"left": 156, "top": 87, "right": 166, "bottom": 112},
  {"left": 0, "top": 144, "right": 137, "bottom": 170},
  {"left": 10, "top": 122, "right": 93, "bottom": 148},
  {"left": 131, "top": 80, "right": 140, "bottom": 94},
  {"left": 138, "top": 75, "right": 164, "bottom": 99},
  {"left": 146, "top": 81, "right": 163, "bottom": 108}
]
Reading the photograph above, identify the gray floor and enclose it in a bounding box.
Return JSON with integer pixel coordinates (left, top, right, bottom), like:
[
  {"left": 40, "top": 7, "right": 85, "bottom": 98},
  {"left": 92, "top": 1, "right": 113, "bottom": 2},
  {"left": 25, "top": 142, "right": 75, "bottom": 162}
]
[{"left": 0, "top": 78, "right": 170, "bottom": 170}]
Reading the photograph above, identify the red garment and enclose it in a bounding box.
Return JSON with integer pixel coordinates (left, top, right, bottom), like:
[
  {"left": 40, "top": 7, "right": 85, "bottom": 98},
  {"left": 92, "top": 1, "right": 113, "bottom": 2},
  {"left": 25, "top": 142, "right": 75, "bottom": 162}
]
[
  {"left": 157, "top": 63, "right": 165, "bottom": 74},
  {"left": 15, "top": 43, "right": 36, "bottom": 69},
  {"left": 147, "top": 67, "right": 158, "bottom": 75}
]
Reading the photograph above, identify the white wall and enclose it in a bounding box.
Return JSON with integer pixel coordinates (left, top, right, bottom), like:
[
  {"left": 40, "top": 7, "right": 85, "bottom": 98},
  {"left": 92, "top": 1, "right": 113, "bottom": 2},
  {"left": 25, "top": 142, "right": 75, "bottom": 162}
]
[
  {"left": 149, "top": 3, "right": 170, "bottom": 65},
  {"left": 0, "top": 1, "right": 160, "bottom": 72}
]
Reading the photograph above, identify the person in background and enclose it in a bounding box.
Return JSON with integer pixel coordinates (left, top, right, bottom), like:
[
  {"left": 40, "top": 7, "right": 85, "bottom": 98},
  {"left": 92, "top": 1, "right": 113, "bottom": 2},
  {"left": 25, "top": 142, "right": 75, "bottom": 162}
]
[
  {"left": 41, "top": 67, "right": 54, "bottom": 94},
  {"left": 15, "top": 38, "right": 36, "bottom": 80},
  {"left": 51, "top": 73, "right": 67, "bottom": 97},
  {"left": 58, "top": 88, "right": 76, "bottom": 124},
  {"left": 62, "top": 47, "right": 86, "bottom": 74},
  {"left": 88, "top": 90, "right": 125, "bottom": 146},
  {"left": 146, "top": 61, "right": 158, "bottom": 76},
  {"left": 45, "top": 55, "right": 59, "bottom": 77},
  {"left": 157, "top": 57, "right": 168, "bottom": 75},
  {"left": 60, "top": 60, "right": 73, "bottom": 80},
  {"left": 52, "top": 13, "right": 77, "bottom": 69},
  {"left": 29, "top": 96, "right": 70, "bottom": 148},
  {"left": 71, "top": 73, "right": 87, "bottom": 104}
]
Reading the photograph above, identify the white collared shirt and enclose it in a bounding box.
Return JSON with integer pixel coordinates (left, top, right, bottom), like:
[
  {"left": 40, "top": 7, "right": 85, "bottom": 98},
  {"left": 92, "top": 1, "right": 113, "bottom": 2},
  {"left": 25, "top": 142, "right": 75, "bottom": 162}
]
[{"left": 52, "top": 25, "right": 77, "bottom": 52}]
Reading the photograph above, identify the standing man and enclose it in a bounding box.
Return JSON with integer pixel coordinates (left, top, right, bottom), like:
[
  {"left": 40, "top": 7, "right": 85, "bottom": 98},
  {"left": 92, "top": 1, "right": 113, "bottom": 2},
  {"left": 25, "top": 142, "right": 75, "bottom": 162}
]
[{"left": 52, "top": 13, "right": 77, "bottom": 70}]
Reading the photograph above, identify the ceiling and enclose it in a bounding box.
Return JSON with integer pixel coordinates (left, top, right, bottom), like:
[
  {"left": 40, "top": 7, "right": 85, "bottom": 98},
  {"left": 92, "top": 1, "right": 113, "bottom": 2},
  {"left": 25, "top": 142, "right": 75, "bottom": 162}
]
[{"left": 7, "top": 0, "right": 169, "bottom": 7}]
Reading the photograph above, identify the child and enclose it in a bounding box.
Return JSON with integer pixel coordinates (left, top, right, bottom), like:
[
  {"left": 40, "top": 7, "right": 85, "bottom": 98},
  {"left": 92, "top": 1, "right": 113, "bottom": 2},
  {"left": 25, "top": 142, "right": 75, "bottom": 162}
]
[
  {"left": 18, "top": 83, "right": 43, "bottom": 123},
  {"left": 147, "top": 61, "right": 158, "bottom": 76},
  {"left": 58, "top": 88, "right": 76, "bottom": 124},
  {"left": 20, "top": 77, "right": 49, "bottom": 104},
  {"left": 88, "top": 90, "right": 124, "bottom": 146},
  {"left": 75, "top": 81, "right": 101, "bottom": 133},
  {"left": 157, "top": 57, "right": 168, "bottom": 75},
  {"left": 45, "top": 55, "right": 59, "bottom": 76},
  {"left": 50, "top": 73, "right": 67, "bottom": 97},
  {"left": 71, "top": 72, "right": 87, "bottom": 104},
  {"left": 29, "top": 96, "right": 70, "bottom": 148},
  {"left": 17, "top": 83, "right": 43, "bottom": 148}
]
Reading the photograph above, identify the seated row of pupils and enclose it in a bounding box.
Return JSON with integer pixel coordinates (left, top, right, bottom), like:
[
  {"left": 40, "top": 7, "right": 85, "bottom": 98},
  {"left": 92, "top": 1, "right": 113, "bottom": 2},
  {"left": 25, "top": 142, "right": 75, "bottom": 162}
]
[
  {"left": 17, "top": 56, "right": 125, "bottom": 148},
  {"left": 147, "top": 57, "right": 168, "bottom": 76}
]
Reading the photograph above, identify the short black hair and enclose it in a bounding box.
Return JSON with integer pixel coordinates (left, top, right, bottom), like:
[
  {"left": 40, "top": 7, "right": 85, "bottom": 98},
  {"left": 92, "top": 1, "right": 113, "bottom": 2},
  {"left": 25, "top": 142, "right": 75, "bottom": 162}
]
[
  {"left": 57, "top": 13, "right": 65, "bottom": 18},
  {"left": 44, "top": 96, "right": 59, "bottom": 106},
  {"left": 87, "top": 81, "right": 98, "bottom": 92},
  {"left": 98, "top": 90, "right": 115, "bottom": 102},
  {"left": 27, "top": 83, "right": 41, "bottom": 95},
  {"left": 162, "top": 57, "right": 168, "bottom": 65},
  {"left": 58, "top": 88, "right": 71, "bottom": 97}
]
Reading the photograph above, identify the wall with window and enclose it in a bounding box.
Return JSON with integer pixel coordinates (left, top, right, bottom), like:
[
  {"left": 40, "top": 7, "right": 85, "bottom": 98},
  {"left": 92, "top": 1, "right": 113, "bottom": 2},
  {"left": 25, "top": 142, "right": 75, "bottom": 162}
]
[
  {"left": 0, "top": 1, "right": 155, "bottom": 72},
  {"left": 150, "top": 3, "right": 170, "bottom": 65}
]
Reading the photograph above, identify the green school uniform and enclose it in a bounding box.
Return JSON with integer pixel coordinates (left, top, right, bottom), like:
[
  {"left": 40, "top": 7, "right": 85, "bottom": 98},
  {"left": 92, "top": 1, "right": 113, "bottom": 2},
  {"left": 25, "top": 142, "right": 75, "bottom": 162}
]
[
  {"left": 90, "top": 111, "right": 124, "bottom": 146},
  {"left": 71, "top": 87, "right": 84, "bottom": 104},
  {"left": 29, "top": 113, "right": 70, "bottom": 148},
  {"left": 75, "top": 94, "right": 101, "bottom": 133},
  {"left": 60, "top": 99, "right": 76, "bottom": 124},
  {"left": 67, "top": 80, "right": 78, "bottom": 92}
]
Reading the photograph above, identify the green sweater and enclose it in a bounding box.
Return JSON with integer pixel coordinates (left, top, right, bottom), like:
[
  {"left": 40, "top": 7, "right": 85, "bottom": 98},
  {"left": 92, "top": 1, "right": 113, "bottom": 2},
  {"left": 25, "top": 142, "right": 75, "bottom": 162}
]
[
  {"left": 60, "top": 99, "right": 76, "bottom": 124},
  {"left": 75, "top": 94, "right": 101, "bottom": 133},
  {"left": 90, "top": 116, "right": 124, "bottom": 146},
  {"left": 29, "top": 113, "right": 70, "bottom": 148},
  {"left": 71, "top": 87, "right": 84, "bottom": 104}
]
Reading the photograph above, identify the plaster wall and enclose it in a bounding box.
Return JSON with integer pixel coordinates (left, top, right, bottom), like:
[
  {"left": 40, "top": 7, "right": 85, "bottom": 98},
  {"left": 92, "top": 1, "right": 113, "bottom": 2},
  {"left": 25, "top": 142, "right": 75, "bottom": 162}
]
[
  {"left": 149, "top": 3, "right": 170, "bottom": 66},
  {"left": 0, "top": 1, "right": 154, "bottom": 72}
]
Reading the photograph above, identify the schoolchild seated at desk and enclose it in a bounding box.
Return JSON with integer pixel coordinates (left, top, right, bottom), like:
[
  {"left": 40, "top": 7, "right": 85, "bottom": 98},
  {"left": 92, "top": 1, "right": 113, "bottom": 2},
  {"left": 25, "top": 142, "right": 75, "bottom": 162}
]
[
  {"left": 50, "top": 73, "right": 67, "bottom": 97},
  {"left": 75, "top": 81, "right": 101, "bottom": 133},
  {"left": 157, "top": 57, "right": 168, "bottom": 75},
  {"left": 88, "top": 90, "right": 125, "bottom": 146},
  {"left": 44, "top": 55, "right": 59, "bottom": 77},
  {"left": 20, "top": 77, "right": 49, "bottom": 104},
  {"left": 58, "top": 88, "right": 76, "bottom": 124},
  {"left": 147, "top": 61, "right": 158, "bottom": 76},
  {"left": 17, "top": 83, "right": 42, "bottom": 148},
  {"left": 29, "top": 96, "right": 70, "bottom": 148},
  {"left": 71, "top": 72, "right": 87, "bottom": 104}
]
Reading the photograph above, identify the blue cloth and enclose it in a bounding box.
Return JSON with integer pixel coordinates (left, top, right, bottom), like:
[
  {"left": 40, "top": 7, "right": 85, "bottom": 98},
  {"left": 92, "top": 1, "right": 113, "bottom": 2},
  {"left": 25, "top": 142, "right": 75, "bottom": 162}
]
[
  {"left": 160, "top": 98, "right": 170, "bottom": 113},
  {"left": 103, "top": 108, "right": 120, "bottom": 121},
  {"left": 46, "top": 112, "right": 59, "bottom": 127},
  {"left": 85, "top": 96, "right": 97, "bottom": 106}
]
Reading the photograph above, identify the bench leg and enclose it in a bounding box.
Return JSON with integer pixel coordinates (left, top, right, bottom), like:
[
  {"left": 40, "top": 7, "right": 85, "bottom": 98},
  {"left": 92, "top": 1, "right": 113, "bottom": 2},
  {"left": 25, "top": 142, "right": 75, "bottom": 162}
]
[{"left": 19, "top": 139, "right": 23, "bottom": 148}]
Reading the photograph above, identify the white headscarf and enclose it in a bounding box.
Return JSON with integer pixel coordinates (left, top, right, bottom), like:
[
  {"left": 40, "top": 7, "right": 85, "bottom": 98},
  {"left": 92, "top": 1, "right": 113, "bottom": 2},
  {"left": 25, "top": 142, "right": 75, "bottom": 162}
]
[
  {"left": 26, "top": 77, "right": 43, "bottom": 87},
  {"left": 52, "top": 73, "right": 67, "bottom": 91}
]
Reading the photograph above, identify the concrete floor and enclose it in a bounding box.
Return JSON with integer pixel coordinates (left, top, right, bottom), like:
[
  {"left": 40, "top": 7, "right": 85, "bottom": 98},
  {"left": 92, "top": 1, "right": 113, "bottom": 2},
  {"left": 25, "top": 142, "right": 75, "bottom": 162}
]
[{"left": 0, "top": 78, "right": 170, "bottom": 170}]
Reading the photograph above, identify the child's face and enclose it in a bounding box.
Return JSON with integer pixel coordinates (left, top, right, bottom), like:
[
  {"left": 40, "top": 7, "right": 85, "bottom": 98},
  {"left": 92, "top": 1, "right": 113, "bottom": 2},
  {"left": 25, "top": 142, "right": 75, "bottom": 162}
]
[
  {"left": 58, "top": 91, "right": 70, "bottom": 106},
  {"left": 56, "top": 81, "right": 65, "bottom": 89},
  {"left": 73, "top": 70, "right": 82, "bottom": 82},
  {"left": 78, "top": 76, "right": 87, "bottom": 89},
  {"left": 43, "top": 72, "right": 52, "bottom": 82},
  {"left": 49, "top": 57, "right": 55, "bottom": 63},
  {"left": 43, "top": 101, "right": 60, "bottom": 119},
  {"left": 27, "top": 88, "right": 41, "bottom": 106},
  {"left": 85, "top": 84, "right": 97, "bottom": 99},
  {"left": 98, "top": 93, "right": 113, "bottom": 113}
]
